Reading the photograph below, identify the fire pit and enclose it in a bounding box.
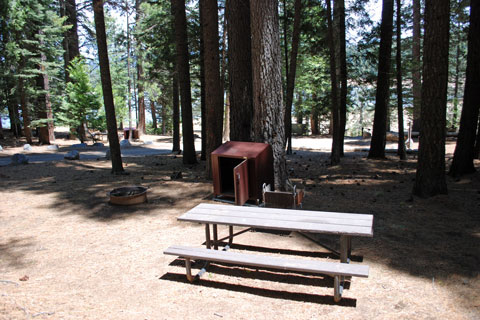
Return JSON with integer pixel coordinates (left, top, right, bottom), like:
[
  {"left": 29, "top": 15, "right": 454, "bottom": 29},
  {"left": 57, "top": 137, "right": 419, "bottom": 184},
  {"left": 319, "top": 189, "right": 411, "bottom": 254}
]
[{"left": 108, "top": 186, "right": 148, "bottom": 205}]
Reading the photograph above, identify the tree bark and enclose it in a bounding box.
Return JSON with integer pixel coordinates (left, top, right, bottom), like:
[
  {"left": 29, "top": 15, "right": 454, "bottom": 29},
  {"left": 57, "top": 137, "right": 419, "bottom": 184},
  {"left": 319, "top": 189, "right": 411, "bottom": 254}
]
[
  {"left": 412, "top": 0, "right": 421, "bottom": 132},
  {"left": 150, "top": 100, "right": 157, "bottom": 130},
  {"left": 327, "top": 0, "right": 340, "bottom": 165},
  {"left": 285, "top": 0, "right": 302, "bottom": 155},
  {"left": 172, "top": 0, "right": 197, "bottom": 164},
  {"left": 334, "top": 0, "right": 347, "bottom": 157},
  {"left": 449, "top": 1, "right": 480, "bottom": 177},
  {"left": 203, "top": 0, "right": 224, "bottom": 178},
  {"left": 37, "top": 31, "right": 55, "bottom": 144},
  {"left": 18, "top": 73, "right": 32, "bottom": 144},
  {"left": 93, "top": 0, "right": 124, "bottom": 174},
  {"left": 396, "top": 0, "right": 406, "bottom": 160},
  {"left": 368, "top": 0, "right": 394, "bottom": 159},
  {"left": 136, "top": 0, "right": 146, "bottom": 135},
  {"left": 452, "top": 42, "right": 461, "bottom": 130},
  {"left": 251, "top": 0, "right": 287, "bottom": 191},
  {"left": 227, "top": 0, "right": 253, "bottom": 142},
  {"left": 199, "top": 0, "right": 207, "bottom": 160},
  {"left": 172, "top": 72, "right": 180, "bottom": 152},
  {"left": 412, "top": 0, "right": 449, "bottom": 197}
]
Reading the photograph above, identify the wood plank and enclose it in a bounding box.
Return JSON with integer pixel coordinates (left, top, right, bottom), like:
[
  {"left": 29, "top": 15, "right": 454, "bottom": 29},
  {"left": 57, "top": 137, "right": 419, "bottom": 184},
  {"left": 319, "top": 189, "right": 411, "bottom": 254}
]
[
  {"left": 178, "top": 213, "right": 373, "bottom": 236},
  {"left": 164, "top": 245, "right": 369, "bottom": 278},
  {"left": 193, "top": 203, "right": 373, "bottom": 221},
  {"left": 184, "top": 207, "right": 373, "bottom": 227}
]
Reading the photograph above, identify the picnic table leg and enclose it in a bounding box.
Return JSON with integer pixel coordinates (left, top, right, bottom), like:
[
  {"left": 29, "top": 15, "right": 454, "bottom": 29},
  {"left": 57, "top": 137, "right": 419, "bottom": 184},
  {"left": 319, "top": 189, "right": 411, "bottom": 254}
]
[
  {"left": 213, "top": 224, "right": 218, "bottom": 250},
  {"left": 228, "top": 226, "right": 233, "bottom": 246},
  {"left": 340, "top": 235, "right": 351, "bottom": 263},
  {"left": 185, "top": 258, "right": 194, "bottom": 282},
  {"left": 205, "top": 224, "right": 211, "bottom": 249},
  {"left": 334, "top": 275, "right": 343, "bottom": 302}
]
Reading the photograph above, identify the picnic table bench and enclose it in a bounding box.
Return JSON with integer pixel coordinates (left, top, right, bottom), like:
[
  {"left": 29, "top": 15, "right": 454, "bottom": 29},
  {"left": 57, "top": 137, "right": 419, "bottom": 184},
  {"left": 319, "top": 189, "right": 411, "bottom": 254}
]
[{"left": 164, "top": 203, "right": 373, "bottom": 302}]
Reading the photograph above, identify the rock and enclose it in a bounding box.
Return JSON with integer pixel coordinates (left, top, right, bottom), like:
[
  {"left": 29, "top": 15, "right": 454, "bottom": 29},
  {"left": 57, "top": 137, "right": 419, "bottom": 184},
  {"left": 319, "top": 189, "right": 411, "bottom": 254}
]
[
  {"left": 12, "top": 153, "right": 29, "bottom": 165},
  {"left": 170, "top": 171, "right": 183, "bottom": 180},
  {"left": 71, "top": 143, "right": 87, "bottom": 148},
  {"left": 47, "top": 145, "right": 59, "bottom": 151},
  {"left": 64, "top": 150, "right": 80, "bottom": 160},
  {"left": 120, "top": 139, "right": 131, "bottom": 147},
  {"left": 93, "top": 142, "right": 104, "bottom": 147},
  {"left": 23, "top": 144, "right": 32, "bottom": 151},
  {"left": 105, "top": 149, "right": 110, "bottom": 159}
]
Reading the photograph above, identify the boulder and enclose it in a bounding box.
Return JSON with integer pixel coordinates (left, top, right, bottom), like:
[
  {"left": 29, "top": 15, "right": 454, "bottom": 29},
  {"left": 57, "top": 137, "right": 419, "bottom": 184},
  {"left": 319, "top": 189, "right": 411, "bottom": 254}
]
[
  {"left": 47, "top": 145, "right": 59, "bottom": 151},
  {"left": 64, "top": 150, "right": 80, "bottom": 160},
  {"left": 120, "top": 139, "right": 131, "bottom": 147},
  {"left": 23, "top": 144, "right": 32, "bottom": 151},
  {"left": 12, "top": 153, "right": 29, "bottom": 165}
]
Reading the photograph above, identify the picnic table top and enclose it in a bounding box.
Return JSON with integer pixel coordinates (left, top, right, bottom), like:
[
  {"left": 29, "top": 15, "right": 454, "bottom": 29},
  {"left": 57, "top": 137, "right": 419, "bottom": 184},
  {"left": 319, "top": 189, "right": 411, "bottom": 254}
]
[{"left": 178, "top": 203, "right": 374, "bottom": 237}]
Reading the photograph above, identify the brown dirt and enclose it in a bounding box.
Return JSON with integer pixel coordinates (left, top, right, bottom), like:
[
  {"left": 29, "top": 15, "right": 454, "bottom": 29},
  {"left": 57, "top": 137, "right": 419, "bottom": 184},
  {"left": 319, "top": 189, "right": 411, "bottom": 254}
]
[{"left": 0, "top": 133, "right": 479, "bottom": 320}]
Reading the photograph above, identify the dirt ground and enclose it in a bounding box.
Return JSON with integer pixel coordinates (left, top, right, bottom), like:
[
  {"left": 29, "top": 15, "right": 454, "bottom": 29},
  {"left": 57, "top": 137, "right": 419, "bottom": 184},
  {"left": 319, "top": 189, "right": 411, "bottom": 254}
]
[{"left": 0, "top": 132, "right": 479, "bottom": 320}]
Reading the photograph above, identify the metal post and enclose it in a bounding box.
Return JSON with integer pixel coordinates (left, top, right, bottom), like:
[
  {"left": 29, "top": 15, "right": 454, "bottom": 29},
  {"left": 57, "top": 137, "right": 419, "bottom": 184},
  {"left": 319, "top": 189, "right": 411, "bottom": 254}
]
[
  {"left": 213, "top": 224, "right": 218, "bottom": 250},
  {"left": 205, "top": 224, "right": 211, "bottom": 249}
]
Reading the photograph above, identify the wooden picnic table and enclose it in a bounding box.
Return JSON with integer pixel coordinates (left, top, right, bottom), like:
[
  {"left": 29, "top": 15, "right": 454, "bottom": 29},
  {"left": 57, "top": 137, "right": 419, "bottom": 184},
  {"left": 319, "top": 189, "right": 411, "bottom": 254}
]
[
  {"left": 166, "top": 203, "right": 374, "bottom": 302},
  {"left": 177, "top": 203, "right": 374, "bottom": 263}
]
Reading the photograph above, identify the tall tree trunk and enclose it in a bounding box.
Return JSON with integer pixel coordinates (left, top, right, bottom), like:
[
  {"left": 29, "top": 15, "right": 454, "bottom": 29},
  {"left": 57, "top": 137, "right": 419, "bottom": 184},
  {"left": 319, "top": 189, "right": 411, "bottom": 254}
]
[
  {"left": 251, "top": 0, "right": 287, "bottom": 191},
  {"left": 126, "top": 3, "right": 133, "bottom": 142},
  {"left": 172, "top": 0, "right": 196, "bottom": 164},
  {"left": 172, "top": 73, "right": 180, "bottom": 152},
  {"left": 412, "top": 0, "right": 449, "bottom": 197},
  {"left": 334, "top": 0, "right": 347, "bottom": 157},
  {"left": 18, "top": 75, "right": 32, "bottom": 144},
  {"left": 203, "top": 0, "right": 224, "bottom": 178},
  {"left": 199, "top": 0, "right": 206, "bottom": 160},
  {"left": 226, "top": 0, "right": 253, "bottom": 141},
  {"left": 327, "top": 0, "right": 340, "bottom": 165},
  {"left": 285, "top": 0, "right": 302, "bottom": 155},
  {"left": 368, "top": 0, "right": 394, "bottom": 159},
  {"left": 150, "top": 100, "right": 157, "bottom": 130},
  {"left": 449, "top": 1, "right": 480, "bottom": 177},
  {"left": 220, "top": 10, "right": 228, "bottom": 142},
  {"left": 161, "top": 101, "right": 167, "bottom": 135},
  {"left": 7, "top": 102, "right": 20, "bottom": 138},
  {"left": 37, "top": 32, "right": 55, "bottom": 144},
  {"left": 93, "top": 0, "right": 124, "bottom": 174},
  {"left": 396, "top": 0, "right": 406, "bottom": 160},
  {"left": 136, "top": 0, "right": 146, "bottom": 135},
  {"left": 283, "top": 0, "right": 289, "bottom": 100},
  {"left": 412, "top": 0, "right": 421, "bottom": 132},
  {"left": 452, "top": 42, "right": 461, "bottom": 130}
]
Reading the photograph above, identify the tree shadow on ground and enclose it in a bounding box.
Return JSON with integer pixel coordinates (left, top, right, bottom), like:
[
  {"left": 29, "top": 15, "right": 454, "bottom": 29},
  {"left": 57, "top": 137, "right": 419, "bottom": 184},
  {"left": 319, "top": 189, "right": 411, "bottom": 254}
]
[
  {"left": 286, "top": 150, "right": 480, "bottom": 306},
  {"left": 0, "top": 153, "right": 211, "bottom": 221},
  {"left": 0, "top": 237, "right": 36, "bottom": 270}
]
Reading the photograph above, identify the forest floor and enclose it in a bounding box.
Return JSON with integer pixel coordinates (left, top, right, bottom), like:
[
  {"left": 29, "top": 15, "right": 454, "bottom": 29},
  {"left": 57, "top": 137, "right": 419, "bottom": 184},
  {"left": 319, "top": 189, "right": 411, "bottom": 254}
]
[{"left": 0, "top": 130, "right": 479, "bottom": 319}]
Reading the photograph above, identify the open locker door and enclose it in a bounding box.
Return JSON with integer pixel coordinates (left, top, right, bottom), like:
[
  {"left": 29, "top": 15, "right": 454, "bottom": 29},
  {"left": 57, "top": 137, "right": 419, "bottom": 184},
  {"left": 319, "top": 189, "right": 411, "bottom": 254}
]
[{"left": 234, "top": 159, "right": 249, "bottom": 206}]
